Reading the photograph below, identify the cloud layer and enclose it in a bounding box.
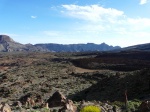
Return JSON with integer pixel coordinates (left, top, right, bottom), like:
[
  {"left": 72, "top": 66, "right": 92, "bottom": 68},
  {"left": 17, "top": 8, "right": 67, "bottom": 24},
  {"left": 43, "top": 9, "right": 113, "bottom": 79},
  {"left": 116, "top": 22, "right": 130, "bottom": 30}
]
[
  {"left": 60, "top": 4, "right": 150, "bottom": 47},
  {"left": 62, "top": 5, "right": 124, "bottom": 22}
]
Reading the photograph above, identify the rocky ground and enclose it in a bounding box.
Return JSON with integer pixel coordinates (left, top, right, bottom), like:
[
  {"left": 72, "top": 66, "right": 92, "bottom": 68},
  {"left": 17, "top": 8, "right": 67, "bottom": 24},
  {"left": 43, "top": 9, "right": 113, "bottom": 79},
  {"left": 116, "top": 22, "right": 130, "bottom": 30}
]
[{"left": 0, "top": 51, "right": 150, "bottom": 112}]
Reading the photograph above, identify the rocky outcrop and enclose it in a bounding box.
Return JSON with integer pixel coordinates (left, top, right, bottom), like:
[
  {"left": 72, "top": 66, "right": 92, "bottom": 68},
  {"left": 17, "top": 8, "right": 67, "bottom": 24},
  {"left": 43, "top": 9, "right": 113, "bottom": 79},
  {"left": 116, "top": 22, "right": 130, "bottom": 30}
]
[
  {"left": 0, "top": 35, "right": 46, "bottom": 52},
  {"left": 58, "top": 99, "right": 77, "bottom": 112},
  {"left": 0, "top": 35, "right": 27, "bottom": 52},
  {"left": 0, "top": 35, "right": 15, "bottom": 43},
  {"left": 19, "top": 92, "right": 43, "bottom": 108},
  {"left": 47, "top": 91, "right": 66, "bottom": 107}
]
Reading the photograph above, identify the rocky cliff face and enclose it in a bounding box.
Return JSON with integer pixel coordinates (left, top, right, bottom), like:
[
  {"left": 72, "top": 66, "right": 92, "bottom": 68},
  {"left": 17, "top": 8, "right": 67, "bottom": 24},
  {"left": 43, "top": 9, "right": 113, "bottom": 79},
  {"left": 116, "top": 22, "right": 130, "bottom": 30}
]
[
  {"left": 35, "top": 43, "right": 121, "bottom": 52},
  {"left": 0, "top": 35, "right": 46, "bottom": 52},
  {"left": 0, "top": 35, "right": 15, "bottom": 43},
  {"left": 0, "top": 35, "right": 121, "bottom": 52},
  {"left": 0, "top": 35, "right": 26, "bottom": 52}
]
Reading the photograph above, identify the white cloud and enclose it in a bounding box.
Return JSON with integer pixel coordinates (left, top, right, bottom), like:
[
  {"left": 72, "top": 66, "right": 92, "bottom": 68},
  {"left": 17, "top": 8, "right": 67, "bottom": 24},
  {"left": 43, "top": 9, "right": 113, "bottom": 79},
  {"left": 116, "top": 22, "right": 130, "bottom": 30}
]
[
  {"left": 62, "top": 5, "right": 124, "bottom": 22},
  {"left": 31, "top": 16, "right": 37, "bottom": 19},
  {"left": 140, "top": 0, "right": 148, "bottom": 5},
  {"left": 61, "top": 4, "right": 150, "bottom": 30},
  {"left": 60, "top": 4, "right": 150, "bottom": 47}
]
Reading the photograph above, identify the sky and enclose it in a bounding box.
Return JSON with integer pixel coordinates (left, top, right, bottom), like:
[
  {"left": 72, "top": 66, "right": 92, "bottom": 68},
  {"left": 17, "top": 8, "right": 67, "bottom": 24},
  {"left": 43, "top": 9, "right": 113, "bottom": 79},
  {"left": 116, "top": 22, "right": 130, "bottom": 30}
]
[{"left": 0, "top": 0, "right": 150, "bottom": 47}]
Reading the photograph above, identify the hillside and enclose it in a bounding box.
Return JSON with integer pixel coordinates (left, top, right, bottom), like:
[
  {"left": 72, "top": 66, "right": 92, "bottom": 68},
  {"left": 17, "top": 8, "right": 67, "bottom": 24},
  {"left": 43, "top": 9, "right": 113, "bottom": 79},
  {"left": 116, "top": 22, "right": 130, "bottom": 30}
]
[
  {"left": 70, "top": 69, "right": 150, "bottom": 101},
  {"left": 0, "top": 35, "right": 46, "bottom": 52},
  {"left": 120, "top": 43, "right": 150, "bottom": 51},
  {"left": 0, "top": 35, "right": 27, "bottom": 52}
]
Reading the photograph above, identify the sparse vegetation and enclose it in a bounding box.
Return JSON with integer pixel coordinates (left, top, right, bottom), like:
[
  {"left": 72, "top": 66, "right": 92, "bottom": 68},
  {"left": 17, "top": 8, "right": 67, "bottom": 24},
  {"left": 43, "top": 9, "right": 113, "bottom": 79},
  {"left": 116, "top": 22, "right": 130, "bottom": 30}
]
[
  {"left": 0, "top": 51, "right": 149, "bottom": 111},
  {"left": 112, "top": 100, "right": 142, "bottom": 112}
]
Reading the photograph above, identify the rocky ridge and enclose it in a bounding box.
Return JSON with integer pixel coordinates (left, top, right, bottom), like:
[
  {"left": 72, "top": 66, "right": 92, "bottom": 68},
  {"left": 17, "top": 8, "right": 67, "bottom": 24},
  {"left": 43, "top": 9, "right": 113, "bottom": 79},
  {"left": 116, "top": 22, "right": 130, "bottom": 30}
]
[{"left": 0, "top": 35, "right": 120, "bottom": 52}]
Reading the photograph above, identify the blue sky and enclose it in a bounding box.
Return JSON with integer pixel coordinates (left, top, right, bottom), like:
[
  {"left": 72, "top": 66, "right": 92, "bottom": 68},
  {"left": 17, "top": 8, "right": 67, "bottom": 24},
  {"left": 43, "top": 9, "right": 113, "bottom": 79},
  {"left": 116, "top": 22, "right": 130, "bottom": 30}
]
[{"left": 0, "top": 0, "right": 150, "bottom": 47}]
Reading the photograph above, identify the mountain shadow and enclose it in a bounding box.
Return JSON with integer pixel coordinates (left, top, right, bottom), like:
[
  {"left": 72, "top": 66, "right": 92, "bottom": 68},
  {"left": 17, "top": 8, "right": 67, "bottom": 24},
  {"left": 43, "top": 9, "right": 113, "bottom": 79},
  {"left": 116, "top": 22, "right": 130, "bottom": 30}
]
[{"left": 68, "top": 69, "right": 150, "bottom": 102}]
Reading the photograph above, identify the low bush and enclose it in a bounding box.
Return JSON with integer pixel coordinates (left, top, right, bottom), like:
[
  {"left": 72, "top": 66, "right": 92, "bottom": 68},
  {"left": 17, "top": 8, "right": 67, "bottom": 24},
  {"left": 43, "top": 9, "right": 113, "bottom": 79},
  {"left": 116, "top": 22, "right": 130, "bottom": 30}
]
[{"left": 80, "top": 105, "right": 101, "bottom": 112}]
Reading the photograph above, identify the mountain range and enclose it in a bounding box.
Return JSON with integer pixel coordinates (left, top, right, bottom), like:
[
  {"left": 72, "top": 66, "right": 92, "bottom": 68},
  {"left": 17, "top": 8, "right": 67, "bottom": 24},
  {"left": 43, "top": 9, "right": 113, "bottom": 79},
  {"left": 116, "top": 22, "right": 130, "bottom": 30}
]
[
  {"left": 0, "top": 35, "right": 120, "bottom": 52},
  {"left": 0, "top": 35, "right": 150, "bottom": 52}
]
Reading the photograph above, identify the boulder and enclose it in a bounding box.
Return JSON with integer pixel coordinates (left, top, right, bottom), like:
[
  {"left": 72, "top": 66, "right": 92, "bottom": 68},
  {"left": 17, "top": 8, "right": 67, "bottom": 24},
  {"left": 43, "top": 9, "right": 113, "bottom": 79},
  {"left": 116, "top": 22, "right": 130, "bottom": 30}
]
[
  {"left": 58, "top": 99, "right": 77, "bottom": 112},
  {"left": 47, "top": 91, "right": 66, "bottom": 107},
  {"left": 0, "top": 102, "right": 11, "bottom": 112}
]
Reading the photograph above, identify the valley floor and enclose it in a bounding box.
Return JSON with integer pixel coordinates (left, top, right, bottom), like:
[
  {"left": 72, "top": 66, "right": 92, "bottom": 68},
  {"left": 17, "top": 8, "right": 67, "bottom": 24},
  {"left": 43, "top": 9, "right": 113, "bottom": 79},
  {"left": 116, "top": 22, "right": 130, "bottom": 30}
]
[{"left": 0, "top": 51, "right": 149, "bottom": 111}]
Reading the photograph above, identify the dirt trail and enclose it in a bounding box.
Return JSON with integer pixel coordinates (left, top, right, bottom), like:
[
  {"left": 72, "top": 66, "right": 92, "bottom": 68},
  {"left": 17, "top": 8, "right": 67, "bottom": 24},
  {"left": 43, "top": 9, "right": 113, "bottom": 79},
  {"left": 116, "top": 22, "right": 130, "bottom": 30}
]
[{"left": 72, "top": 66, "right": 106, "bottom": 73}]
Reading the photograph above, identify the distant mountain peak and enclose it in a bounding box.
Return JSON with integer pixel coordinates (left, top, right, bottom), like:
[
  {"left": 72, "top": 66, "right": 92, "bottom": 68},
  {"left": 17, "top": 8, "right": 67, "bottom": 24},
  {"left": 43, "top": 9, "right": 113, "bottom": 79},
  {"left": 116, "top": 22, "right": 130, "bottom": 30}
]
[{"left": 0, "top": 35, "right": 15, "bottom": 43}]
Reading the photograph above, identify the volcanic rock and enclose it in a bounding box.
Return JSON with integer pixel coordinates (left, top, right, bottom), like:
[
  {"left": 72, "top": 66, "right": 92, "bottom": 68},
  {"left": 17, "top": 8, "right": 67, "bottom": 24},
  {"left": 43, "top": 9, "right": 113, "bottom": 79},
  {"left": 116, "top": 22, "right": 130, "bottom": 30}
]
[
  {"left": 19, "top": 92, "right": 43, "bottom": 107},
  {"left": 0, "top": 102, "right": 11, "bottom": 112},
  {"left": 47, "top": 91, "right": 66, "bottom": 107},
  {"left": 58, "top": 99, "right": 77, "bottom": 112}
]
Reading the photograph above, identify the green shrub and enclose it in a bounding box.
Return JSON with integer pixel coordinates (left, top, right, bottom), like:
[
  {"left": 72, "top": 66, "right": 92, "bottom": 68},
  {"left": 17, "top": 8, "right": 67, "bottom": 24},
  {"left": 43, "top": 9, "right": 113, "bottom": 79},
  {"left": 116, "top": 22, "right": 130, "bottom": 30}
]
[
  {"left": 41, "top": 107, "right": 50, "bottom": 112},
  {"left": 80, "top": 105, "right": 101, "bottom": 112},
  {"left": 112, "top": 101, "right": 125, "bottom": 107},
  {"left": 113, "top": 100, "right": 141, "bottom": 112},
  {"left": 126, "top": 100, "right": 141, "bottom": 112}
]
